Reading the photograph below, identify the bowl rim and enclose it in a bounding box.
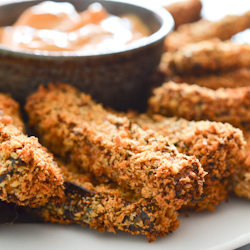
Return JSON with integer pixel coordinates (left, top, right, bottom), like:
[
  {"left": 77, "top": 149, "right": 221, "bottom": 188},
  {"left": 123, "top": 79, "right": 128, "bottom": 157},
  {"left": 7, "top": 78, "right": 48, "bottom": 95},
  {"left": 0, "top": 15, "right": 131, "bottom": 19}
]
[{"left": 0, "top": 0, "right": 174, "bottom": 59}]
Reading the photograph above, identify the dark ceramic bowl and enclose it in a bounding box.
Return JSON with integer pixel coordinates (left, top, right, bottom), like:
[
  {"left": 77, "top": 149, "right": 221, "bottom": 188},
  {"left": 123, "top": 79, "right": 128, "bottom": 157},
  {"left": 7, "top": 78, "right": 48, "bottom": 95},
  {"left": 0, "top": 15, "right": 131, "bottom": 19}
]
[{"left": 0, "top": 0, "right": 174, "bottom": 111}]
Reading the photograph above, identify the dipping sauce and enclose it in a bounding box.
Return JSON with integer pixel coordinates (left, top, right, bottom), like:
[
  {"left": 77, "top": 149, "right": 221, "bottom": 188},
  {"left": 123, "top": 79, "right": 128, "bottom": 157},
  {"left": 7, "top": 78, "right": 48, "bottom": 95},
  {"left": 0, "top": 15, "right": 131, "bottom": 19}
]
[{"left": 0, "top": 1, "right": 150, "bottom": 54}]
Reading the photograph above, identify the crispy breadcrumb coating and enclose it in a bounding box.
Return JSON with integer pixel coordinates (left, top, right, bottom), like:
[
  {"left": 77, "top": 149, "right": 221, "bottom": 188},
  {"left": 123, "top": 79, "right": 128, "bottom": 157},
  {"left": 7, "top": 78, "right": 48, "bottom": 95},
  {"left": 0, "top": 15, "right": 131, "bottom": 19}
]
[
  {"left": 0, "top": 93, "right": 24, "bottom": 132},
  {"left": 127, "top": 113, "right": 245, "bottom": 211},
  {"left": 32, "top": 162, "right": 180, "bottom": 242},
  {"left": 148, "top": 81, "right": 250, "bottom": 202},
  {"left": 164, "top": 0, "right": 201, "bottom": 28},
  {"left": 164, "top": 11, "right": 250, "bottom": 51},
  {"left": 0, "top": 115, "right": 64, "bottom": 207},
  {"left": 230, "top": 165, "right": 250, "bottom": 200},
  {"left": 148, "top": 81, "right": 250, "bottom": 130},
  {"left": 171, "top": 68, "right": 250, "bottom": 90},
  {"left": 161, "top": 40, "right": 250, "bottom": 76},
  {"left": 229, "top": 131, "right": 250, "bottom": 200},
  {"left": 25, "top": 83, "right": 206, "bottom": 209},
  {"left": 128, "top": 114, "right": 244, "bottom": 179}
]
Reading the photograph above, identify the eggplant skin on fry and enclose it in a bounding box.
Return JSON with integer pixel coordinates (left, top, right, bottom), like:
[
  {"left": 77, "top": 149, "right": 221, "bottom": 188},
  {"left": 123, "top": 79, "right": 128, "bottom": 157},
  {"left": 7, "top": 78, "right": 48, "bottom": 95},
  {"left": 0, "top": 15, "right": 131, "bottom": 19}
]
[
  {"left": 32, "top": 163, "right": 180, "bottom": 242},
  {"left": 25, "top": 83, "right": 206, "bottom": 210},
  {"left": 0, "top": 115, "right": 64, "bottom": 207},
  {"left": 148, "top": 81, "right": 250, "bottom": 130}
]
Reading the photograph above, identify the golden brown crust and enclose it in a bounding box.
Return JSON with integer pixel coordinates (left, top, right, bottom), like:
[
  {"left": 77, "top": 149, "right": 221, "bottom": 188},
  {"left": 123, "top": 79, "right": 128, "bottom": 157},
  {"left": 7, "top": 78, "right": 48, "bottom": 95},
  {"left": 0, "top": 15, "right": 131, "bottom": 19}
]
[
  {"left": 171, "top": 68, "right": 250, "bottom": 90},
  {"left": 229, "top": 131, "right": 250, "bottom": 200},
  {"left": 130, "top": 114, "right": 244, "bottom": 179},
  {"left": 148, "top": 81, "right": 250, "bottom": 130},
  {"left": 164, "top": 11, "right": 250, "bottom": 51},
  {"left": 32, "top": 161, "right": 180, "bottom": 242},
  {"left": 0, "top": 93, "right": 25, "bottom": 132},
  {"left": 186, "top": 179, "right": 229, "bottom": 211},
  {"left": 230, "top": 166, "right": 250, "bottom": 200},
  {"left": 25, "top": 83, "right": 206, "bottom": 209},
  {"left": 161, "top": 40, "right": 250, "bottom": 76},
  {"left": 148, "top": 81, "right": 250, "bottom": 202},
  {"left": 127, "top": 113, "right": 245, "bottom": 211},
  {"left": 0, "top": 115, "right": 64, "bottom": 207},
  {"left": 164, "top": 0, "right": 202, "bottom": 28}
]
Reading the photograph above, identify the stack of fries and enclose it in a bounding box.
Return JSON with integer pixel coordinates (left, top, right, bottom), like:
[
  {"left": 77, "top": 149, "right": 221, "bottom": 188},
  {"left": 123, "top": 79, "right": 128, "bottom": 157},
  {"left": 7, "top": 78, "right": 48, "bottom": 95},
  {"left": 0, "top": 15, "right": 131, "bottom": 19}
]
[
  {"left": 1, "top": 0, "right": 250, "bottom": 243},
  {"left": 151, "top": 0, "right": 250, "bottom": 207}
]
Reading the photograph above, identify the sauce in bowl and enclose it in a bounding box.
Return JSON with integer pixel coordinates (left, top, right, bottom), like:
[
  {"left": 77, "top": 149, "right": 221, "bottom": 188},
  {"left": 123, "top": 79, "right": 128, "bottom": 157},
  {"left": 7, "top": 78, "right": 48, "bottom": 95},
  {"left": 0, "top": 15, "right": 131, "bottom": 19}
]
[{"left": 0, "top": 1, "right": 150, "bottom": 54}]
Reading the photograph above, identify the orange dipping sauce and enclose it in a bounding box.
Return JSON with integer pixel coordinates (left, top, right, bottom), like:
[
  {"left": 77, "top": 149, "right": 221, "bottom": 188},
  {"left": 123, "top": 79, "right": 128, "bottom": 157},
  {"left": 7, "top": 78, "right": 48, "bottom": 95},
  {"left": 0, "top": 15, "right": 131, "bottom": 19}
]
[{"left": 0, "top": 1, "right": 150, "bottom": 54}]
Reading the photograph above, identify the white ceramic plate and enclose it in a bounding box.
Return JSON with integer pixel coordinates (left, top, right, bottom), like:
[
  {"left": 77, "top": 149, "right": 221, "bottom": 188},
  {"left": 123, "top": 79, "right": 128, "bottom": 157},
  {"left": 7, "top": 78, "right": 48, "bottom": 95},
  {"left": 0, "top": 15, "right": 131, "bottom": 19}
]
[{"left": 0, "top": 196, "right": 250, "bottom": 250}]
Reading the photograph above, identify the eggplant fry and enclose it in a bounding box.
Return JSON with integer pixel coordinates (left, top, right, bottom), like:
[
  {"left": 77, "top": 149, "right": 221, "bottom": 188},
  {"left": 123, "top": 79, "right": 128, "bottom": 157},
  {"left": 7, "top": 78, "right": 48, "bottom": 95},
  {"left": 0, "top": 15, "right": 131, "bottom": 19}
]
[
  {"left": 165, "top": 11, "right": 250, "bottom": 51},
  {"left": 229, "top": 131, "right": 250, "bottom": 200},
  {"left": 164, "top": 0, "right": 202, "bottom": 29},
  {"left": 127, "top": 113, "right": 245, "bottom": 211},
  {"left": 33, "top": 162, "right": 180, "bottom": 242},
  {"left": 171, "top": 68, "right": 250, "bottom": 90},
  {"left": 148, "top": 81, "right": 250, "bottom": 130},
  {"left": 148, "top": 81, "right": 250, "bottom": 202},
  {"left": 230, "top": 164, "right": 250, "bottom": 200},
  {"left": 128, "top": 114, "right": 244, "bottom": 179},
  {"left": 25, "top": 83, "right": 206, "bottom": 209},
  {"left": 0, "top": 93, "right": 24, "bottom": 132},
  {"left": 0, "top": 115, "right": 64, "bottom": 207},
  {"left": 161, "top": 40, "right": 250, "bottom": 76}
]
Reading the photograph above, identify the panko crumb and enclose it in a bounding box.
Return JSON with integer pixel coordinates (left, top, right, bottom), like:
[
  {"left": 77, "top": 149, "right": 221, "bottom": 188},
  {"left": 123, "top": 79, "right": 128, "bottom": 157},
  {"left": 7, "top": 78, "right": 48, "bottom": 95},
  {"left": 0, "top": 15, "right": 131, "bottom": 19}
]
[
  {"left": 148, "top": 81, "right": 250, "bottom": 130},
  {"left": 32, "top": 161, "right": 180, "bottom": 242},
  {"left": 127, "top": 112, "right": 245, "bottom": 211},
  {"left": 0, "top": 115, "right": 64, "bottom": 207}
]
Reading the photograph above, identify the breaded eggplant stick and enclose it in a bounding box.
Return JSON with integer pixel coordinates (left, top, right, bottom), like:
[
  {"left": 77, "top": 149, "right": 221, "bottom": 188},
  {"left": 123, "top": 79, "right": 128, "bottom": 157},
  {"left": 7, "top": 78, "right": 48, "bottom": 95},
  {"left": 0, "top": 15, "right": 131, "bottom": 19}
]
[
  {"left": 0, "top": 115, "right": 64, "bottom": 207},
  {"left": 127, "top": 113, "right": 245, "bottom": 211},
  {"left": 171, "top": 68, "right": 250, "bottom": 90},
  {"left": 161, "top": 40, "right": 250, "bottom": 76},
  {"left": 33, "top": 162, "right": 180, "bottom": 242},
  {"left": 230, "top": 163, "right": 250, "bottom": 200},
  {"left": 229, "top": 131, "right": 250, "bottom": 200},
  {"left": 0, "top": 93, "right": 24, "bottom": 132},
  {"left": 165, "top": 11, "right": 250, "bottom": 51},
  {"left": 164, "top": 0, "right": 202, "bottom": 28},
  {"left": 148, "top": 81, "right": 250, "bottom": 130},
  {"left": 147, "top": 81, "right": 250, "bottom": 202},
  {"left": 129, "top": 114, "right": 244, "bottom": 180},
  {"left": 26, "top": 83, "right": 205, "bottom": 209}
]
